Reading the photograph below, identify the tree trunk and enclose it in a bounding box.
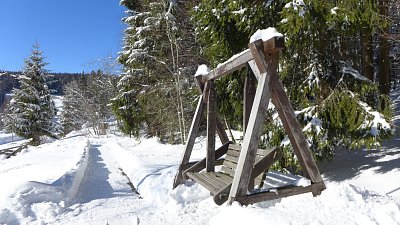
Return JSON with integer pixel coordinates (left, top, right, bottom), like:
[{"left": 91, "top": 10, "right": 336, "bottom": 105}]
[
  {"left": 379, "top": 0, "right": 390, "bottom": 95},
  {"left": 361, "top": 27, "right": 374, "bottom": 81}
]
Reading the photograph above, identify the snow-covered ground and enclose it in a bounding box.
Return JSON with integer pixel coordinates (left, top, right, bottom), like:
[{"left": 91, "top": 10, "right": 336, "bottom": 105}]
[{"left": 0, "top": 93, "right": 399, "bottom": 224}]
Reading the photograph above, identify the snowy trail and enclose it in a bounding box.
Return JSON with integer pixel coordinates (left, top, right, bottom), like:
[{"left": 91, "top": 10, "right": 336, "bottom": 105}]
[
  {"left": 76, "top": 144, "right": 127, "bottom": 203},
  {"left": 51, "top": 140, "right": 141, "bottom": 225}
]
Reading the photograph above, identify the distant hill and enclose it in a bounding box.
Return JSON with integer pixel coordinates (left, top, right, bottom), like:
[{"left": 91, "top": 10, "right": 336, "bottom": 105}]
[{"left": 0, "top": 70, "right": 85, "bottom": 109}]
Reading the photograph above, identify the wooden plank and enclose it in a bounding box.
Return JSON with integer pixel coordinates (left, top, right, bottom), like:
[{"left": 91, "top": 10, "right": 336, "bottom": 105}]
[
  {"left": 207, "top": 80, "right": 217, "bottom": 172},
  {"left": 236, "top": 182, "right": 326, "bottom": 205},
  {"left": 228, "top": 40, "right": 274, "bottom": 205},
  {"left": 186, "top": 172, "right": 220, "bottom": 194},
  {"left": 198, "top": 173, "right": 225, "bottom": 190},
  {"left": 228, "top": 144, "right": 242, "bottom": 151},
  {"left": 213, "top": 172, "right": 233, "bottom": 184},
  {"left": 224, "top": 154, "right": 239, "bottom": 164},
  {"left": 243, "top": 70, "right": 257, "bottom": 137},
  {"left": 202, "top": 36, "right": 285, "bottom": 82},
  {"left": 173, "top": 95, "right": 205, "bottom": 188},
  {"left": 183, "top": 142, "right": 230, "bottom": 175},
  {"left": 220, "top": 166, "right": 236, "bottom": 177},
  {"left": 270, "top": 74, "right": 324, "bottom": 184},
  {"left": 202, "top": 49, "right": 253, "bottom": 82},
  {"left": 226, "top": 149, "right": 240, "bottom": 157},
  {"left": 202, "top": 173, "right": 228, "bottom": 189}
]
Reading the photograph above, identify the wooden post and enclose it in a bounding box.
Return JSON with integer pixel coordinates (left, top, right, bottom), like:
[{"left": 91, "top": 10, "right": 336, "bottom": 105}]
[
  {"left": 247, "top": 39, "right": 324, "bottom": 186},
  {"left": 228, "top": 40, "right": 275, "bottom": 204},
  {"left": 243, "top": 67, "right": 257, "bottom": 136},
  {"left": 269, "top": 74, "right": 324, "bottom": 184},
  {"left": 173, "top": 94, "right": 205, "bottom": 188},
  {"left": 206, "top": 80, "right": 216, "bottom": 172}
]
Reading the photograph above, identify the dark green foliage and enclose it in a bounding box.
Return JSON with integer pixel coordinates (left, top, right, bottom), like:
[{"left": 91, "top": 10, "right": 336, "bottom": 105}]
[
  {"left": 192, "top": 0, "right": 393, "bottom": 171},
  {"left": 193, "top": 0, "right": 285, "bottom": 127}
]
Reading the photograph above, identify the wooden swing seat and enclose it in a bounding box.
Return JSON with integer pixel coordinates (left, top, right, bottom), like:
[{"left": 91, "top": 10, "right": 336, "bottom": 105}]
[{"left": 185, "top": 143, "right": 282, "bottom": 205}]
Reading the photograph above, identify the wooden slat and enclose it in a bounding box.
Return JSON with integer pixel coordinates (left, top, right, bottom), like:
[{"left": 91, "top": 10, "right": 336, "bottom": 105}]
[
  {"left": 198, "top": 173, "right": 225, "bottom": 190},
  {"left": 213, "top": 173, "right": 233, "bottom": 184},
  {"left": 207, "top": 80, "right": 216, "bottom": 172},
  {"left": 228, "top": 144, "right": 242, "bottom": 151},
  {"left": 236, "top": 182, "right": 326, "bottom": 205},
  {"left": 202, "top": 173, "right": 229, "bottom": 188},
  {"left": 224, "top": 154, "right": 239, "bottom": 164},
  {"left": 186, "top": 172, "right": 220, "bottom": 194},
  {"left": 228, "top": 40, "right": 274, "bottom": 204},
  {"left": 226, "top": 149, "right": 240, "bottom": 157},
  {"left": 220, "top": 166, "right": 236, "bottom": 177}
]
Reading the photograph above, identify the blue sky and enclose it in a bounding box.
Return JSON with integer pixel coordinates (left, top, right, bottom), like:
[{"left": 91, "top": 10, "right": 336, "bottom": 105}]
[{"left": 0, "top": 0, "right": 125, "bottom": 73}]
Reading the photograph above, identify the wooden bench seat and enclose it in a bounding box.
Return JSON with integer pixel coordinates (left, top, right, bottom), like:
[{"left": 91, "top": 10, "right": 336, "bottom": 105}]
[{"left": 185, "top": 144, "right": 281, "bottom": 205}]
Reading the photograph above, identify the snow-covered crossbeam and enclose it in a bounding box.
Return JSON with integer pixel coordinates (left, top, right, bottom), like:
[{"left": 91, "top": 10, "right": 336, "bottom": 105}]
[{"left": 198, "top": 28, "right": 284, "bottom": 82}]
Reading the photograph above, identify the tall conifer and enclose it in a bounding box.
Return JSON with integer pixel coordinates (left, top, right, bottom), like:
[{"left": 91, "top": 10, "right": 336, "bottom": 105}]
[{"left": 3, "top": 44, "right": 56, "bottom": 145}]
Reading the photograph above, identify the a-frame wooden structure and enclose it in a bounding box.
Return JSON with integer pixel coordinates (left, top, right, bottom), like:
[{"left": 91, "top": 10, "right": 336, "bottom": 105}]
[{"left": 173, "top": 35, "right": 325, "bottom": 205}]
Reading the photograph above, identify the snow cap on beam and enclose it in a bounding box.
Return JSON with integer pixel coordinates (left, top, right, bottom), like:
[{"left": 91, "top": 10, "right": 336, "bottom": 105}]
[
  {"left": 195, "top": 64, "right": 210, "bottom": 77},
  {"left": 249, "top": 27, "right": 283, "bottom": 43}
]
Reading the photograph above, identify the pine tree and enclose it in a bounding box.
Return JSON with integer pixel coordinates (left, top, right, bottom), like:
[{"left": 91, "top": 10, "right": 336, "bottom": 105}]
[{"left": 3, "top": 44, "right": 56, "bottom": 145}]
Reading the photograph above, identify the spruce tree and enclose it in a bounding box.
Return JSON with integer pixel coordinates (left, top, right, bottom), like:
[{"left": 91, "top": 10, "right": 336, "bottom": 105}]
[{"left": 3, "top": 44, "right": 56, "bottom": 145}]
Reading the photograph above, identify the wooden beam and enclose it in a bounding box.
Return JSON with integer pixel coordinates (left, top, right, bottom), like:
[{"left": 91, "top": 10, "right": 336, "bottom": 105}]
[
  {"left": 228, "top": 40, "right": 275, "bottom": 205},
  {"left": 243, "top": 68, "right": 257, "bottom": 136},
  {"left": 236, "top": 182, "right": 326, "bottom": 205},
  {"left": 247, "top": 39, "right": 324, "bottom": 185},
  {"left": 173, "top": 95, "right": 206, "bottom": 188},
  {"left": 202, "top": 36, "right": 284, "bottom": 82},
  {"left": 270, "top": 74, "right": 324, "bottom": 184},
  {"left": 207, "top": 80, "right": 217, "bottom": 172},
  {"left": 263, "top": 36, "right": 284, "bottom": 53},
  {"left": 248, "top": 60, "right": 261, "bottom": 80},
  {"left": 216, "top": 114, "right": 230, "bottom": 144},
  {"left": 202, "top": 49, "right": 253, "bottom": 82}
]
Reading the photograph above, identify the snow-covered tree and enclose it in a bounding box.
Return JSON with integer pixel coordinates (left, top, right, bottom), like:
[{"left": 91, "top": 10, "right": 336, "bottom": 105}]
[
  {"left": 113, "top": 0, "right": 199, "bottom": 142},
  {"left": 3, "top": 44, "right": 56, "bottom": 145},
  {"left": 61, "top": 71, "right": 117, "bottom": 136},
  {"left": 60, "top": 79, "right": 85, "bottom": 134}
]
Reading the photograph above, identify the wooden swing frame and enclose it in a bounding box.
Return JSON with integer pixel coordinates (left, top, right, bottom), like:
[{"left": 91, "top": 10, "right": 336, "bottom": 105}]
[{"left": 173, "top": 36, "right": 325, "bottom": 205}]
